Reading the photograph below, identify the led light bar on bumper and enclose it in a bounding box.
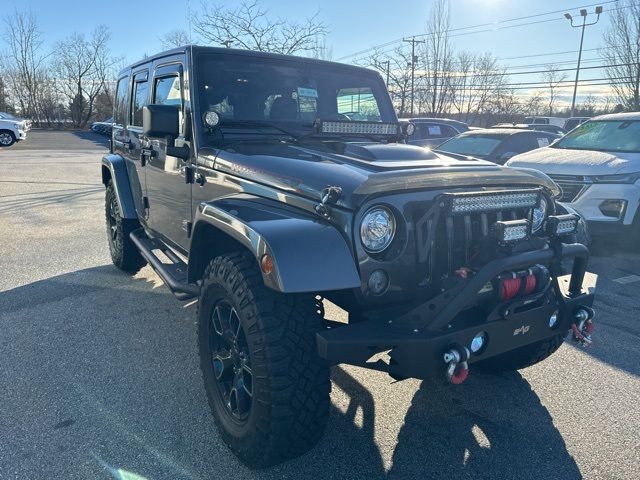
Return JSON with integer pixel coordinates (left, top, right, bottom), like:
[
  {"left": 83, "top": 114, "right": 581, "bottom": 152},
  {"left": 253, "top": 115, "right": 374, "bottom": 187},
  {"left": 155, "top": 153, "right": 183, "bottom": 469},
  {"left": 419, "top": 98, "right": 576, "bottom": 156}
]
[
  {"left": 546, "top": 214, "right": 579, "bottom": 236},
  {"left": 318, "top": 120, "right": 400, "bottom": 136},
  {"left": 445, "top": 189, "right": 541, "bottom": 215},
  {"left": 492, "top": 219, "right": 531, "bottom": 243}
]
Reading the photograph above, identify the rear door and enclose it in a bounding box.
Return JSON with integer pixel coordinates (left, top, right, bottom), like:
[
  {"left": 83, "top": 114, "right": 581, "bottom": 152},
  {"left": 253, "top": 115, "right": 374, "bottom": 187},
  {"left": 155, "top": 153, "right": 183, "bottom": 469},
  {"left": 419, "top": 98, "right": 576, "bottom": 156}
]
[{"left": 144, "top": 62, "right": 192, "bottom": 250}]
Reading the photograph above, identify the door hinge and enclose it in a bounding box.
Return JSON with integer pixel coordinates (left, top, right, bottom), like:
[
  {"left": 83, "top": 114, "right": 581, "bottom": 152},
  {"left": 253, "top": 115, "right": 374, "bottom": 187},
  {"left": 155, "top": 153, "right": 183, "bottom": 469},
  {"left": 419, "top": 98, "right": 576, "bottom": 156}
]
[
  {"left": 185, "top": 165, "right": 195, "bottom": 184},
  {"left": 143, "top": 196, "right": 149, "bottom": 209}
]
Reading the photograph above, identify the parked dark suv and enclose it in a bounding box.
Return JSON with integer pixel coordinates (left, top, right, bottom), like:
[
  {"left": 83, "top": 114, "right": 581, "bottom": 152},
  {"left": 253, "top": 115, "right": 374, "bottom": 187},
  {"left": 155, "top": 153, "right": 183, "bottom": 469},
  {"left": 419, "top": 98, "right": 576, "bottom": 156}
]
[{"left": 101, "top": 46, "right": 597, "bottom": 468}]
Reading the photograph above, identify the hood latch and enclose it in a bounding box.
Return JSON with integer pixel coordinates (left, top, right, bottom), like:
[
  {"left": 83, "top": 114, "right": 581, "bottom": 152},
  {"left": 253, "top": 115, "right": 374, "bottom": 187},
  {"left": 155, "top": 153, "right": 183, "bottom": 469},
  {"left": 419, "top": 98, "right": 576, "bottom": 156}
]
[{"left": 315, "top": 186, "right": 342, "bottom": 219}]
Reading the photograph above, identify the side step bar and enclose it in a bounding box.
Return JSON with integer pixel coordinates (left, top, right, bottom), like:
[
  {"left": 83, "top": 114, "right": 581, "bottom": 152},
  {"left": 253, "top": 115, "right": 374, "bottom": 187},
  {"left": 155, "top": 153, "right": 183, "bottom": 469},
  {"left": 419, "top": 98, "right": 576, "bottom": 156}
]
[{"left": 129, "top": 229, "right": 200, "bottom": 301}]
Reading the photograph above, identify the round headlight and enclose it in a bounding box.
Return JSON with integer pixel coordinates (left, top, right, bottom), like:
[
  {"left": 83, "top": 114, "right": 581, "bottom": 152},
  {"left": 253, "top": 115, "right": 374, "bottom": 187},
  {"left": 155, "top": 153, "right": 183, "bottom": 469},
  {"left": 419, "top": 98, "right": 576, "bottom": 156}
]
[
  {"left": 360, "top": 206, "right": 396, "bottom": 253},
  {"left": 532, "top": 196, "right": 547, "bottom": 233}
]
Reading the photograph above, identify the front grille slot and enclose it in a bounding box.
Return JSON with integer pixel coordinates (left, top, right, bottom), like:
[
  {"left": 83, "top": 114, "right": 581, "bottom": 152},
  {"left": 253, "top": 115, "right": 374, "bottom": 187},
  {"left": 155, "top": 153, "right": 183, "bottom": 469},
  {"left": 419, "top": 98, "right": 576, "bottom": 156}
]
[{"left": 548, "top": 174, "right": 588, "bottom": 202}]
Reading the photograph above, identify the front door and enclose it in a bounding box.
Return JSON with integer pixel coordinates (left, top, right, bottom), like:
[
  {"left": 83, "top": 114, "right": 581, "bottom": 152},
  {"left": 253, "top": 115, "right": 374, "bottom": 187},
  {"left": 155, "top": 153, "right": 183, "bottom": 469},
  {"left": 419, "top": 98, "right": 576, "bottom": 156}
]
[{"left": 144, "top": 63, "right": 192, "bottom": 250}]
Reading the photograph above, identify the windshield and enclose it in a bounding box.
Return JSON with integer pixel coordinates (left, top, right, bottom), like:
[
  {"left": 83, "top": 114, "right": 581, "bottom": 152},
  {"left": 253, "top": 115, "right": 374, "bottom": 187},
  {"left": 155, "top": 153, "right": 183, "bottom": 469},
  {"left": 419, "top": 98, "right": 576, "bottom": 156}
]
[
  {"left": 436, "top": 134, "right": 506, "bottom": 158},
  {"left": 193, "top": 53, "right": 395, "bottom": 143},
  {"left": 554, "top": 120, "right": 640, "bottom": 153},
  {"left": 0, "top": 112, "right": 18, "bottom": 120}
]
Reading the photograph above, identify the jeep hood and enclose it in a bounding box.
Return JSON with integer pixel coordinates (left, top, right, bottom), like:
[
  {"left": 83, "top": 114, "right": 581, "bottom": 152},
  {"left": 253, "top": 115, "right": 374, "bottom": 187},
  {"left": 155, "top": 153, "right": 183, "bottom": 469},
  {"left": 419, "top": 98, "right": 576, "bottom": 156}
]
[
  {"left": 203, "top": 141, "right": 559, "bottom": 209},
  {"left": 506, "top": 146, "right": 640, "bottom": 175}
]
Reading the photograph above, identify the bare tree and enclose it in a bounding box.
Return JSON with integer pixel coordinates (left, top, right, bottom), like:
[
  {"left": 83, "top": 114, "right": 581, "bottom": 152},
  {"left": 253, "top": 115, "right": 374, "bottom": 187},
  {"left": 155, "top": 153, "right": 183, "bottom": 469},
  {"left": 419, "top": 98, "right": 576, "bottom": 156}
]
[
  {"left": 542, "top": 64, "right": 567, "bottom": 116},
  {"left": 363, "top": 46, "right": 413, "bottom": 116},
  {"left": 524, "top": 91, "right": 544, "bottom": 117},
  {"left": 1, "top": 10, "right": 49, "bottom": 120},
  {"left": 52, "top": 26, "right": 118, "bottom": 128},
  {"left": 417, "top": 0, "right": 455, "bottom": 116},
  {"left": 601, "top": 0, "right": 640, "bottom": 111},
  {"left": 160, "top": 29, "right": 191, "bottom": 49},
  {"left": 193, "top": 0, "right": 327, "bottom": 55}
]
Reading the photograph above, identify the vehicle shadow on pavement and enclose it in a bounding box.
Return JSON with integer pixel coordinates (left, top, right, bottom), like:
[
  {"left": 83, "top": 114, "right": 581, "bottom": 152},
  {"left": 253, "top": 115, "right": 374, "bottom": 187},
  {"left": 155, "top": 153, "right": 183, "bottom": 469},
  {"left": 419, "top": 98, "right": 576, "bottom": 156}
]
[
  {"left": 0, "top": 266, "right": 580, "bottom": 480},
  {"left": 71, "top": 130, "right": 110, "bottom": 149},
  {"left": 263, "top": 367, "right": 581, "bottom": 480}
]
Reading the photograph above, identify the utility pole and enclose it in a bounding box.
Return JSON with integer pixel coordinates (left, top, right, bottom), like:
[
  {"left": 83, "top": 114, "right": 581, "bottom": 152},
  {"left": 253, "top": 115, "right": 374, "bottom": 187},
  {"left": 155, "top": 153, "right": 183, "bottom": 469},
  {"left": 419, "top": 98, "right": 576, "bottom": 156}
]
[
  {"left": 403, "top": 36, "right": 425, "bottom": 116},
  {"left": 564, "top": 6, "right": 602, "bottom": 117}
]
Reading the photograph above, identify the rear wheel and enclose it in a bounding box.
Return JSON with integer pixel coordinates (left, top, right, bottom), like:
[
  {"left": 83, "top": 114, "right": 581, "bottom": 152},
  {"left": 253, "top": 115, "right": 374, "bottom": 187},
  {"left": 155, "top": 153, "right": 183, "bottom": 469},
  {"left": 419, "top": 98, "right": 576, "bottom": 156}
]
[
  {"left": 198, "top": 253, "right": 330, "bottom": 468},
  {"left": 0, "top": 130, "right": 16, "bottom": 147},
  {"left": 105, "top": 181, "right": 145, "bottom": 272},
  {"left": 476, "top": 333, "right": 566, "bottom": 373}
]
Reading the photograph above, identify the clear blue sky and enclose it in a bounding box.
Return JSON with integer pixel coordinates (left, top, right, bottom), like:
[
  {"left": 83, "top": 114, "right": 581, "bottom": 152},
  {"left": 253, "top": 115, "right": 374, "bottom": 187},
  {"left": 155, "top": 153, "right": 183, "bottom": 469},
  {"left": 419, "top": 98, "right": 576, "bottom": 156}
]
[{"left": 4, "top": 0, "right": 616, "bottom": 105}]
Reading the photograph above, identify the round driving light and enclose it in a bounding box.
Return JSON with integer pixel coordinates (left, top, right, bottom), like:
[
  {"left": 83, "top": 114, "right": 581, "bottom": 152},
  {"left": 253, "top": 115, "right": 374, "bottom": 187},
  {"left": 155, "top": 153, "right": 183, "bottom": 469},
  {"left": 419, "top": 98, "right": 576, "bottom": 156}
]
[
  {"left": 470, "top": 332, "right": 487, "bottom": 354},
  {"left": 532, "top": 196, "right": 547, "bottom": 233},
  {"left": 360, "top": 206, "right": 396, "bottom": 253},
  {"left": 404, "top": 123, "right": 416, "bottom": 136},
  {"left": 367, "top": 269, "right": 389, "bottom": 296},
  {"left": 549, "top": 310, "right": 560, "bottom": 329},
  {"left": 203, "top": 110, "right": 220, "bottom": 129}
]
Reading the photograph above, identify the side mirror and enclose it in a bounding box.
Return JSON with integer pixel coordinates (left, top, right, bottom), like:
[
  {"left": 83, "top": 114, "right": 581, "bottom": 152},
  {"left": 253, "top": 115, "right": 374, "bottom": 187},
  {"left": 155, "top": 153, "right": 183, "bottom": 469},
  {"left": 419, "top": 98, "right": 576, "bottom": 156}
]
[
  {"left": 143, "top": 104, "right": 179, "bottom": 138},
  {"left": 143, "top": 104, "right": 189, "bottom": 160}
]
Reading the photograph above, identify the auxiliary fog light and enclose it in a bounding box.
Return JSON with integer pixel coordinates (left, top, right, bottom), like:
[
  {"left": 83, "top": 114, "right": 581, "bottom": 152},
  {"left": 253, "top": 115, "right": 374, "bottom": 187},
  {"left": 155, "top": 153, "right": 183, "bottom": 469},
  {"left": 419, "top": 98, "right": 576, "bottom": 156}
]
[
  {"left": 470, "top": 331, "right": 487, "bottom": 354},
  {"left": 492, "top": 219, "right": 531, "bottom": 244},
  {"left": 549, "top": 310, "right": 560, "bottom": 329},
  {"left": 368, "top": 269, "right": 389, "bottom": 296}
]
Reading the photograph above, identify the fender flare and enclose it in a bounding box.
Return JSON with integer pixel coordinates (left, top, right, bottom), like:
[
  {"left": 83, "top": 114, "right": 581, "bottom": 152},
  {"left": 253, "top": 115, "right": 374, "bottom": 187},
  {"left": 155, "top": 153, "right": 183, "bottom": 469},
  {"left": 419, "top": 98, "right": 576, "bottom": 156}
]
[
  {"left": 101, "top": 153, "right": 137, "bottom": 219},
  {"left": 188, "top": 194, "right": 361, "bottom": 293}
]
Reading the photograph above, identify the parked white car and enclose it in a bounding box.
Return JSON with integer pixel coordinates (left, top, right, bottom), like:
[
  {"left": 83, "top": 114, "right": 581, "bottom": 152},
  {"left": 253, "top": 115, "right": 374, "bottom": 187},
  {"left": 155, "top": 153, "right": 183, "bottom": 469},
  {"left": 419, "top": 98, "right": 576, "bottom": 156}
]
[
  {"left": 506, "top": 112, "right": 640, "bottom": 240},
  {"left": 0, "top": 112, "right": 29, "bottom": 147}
]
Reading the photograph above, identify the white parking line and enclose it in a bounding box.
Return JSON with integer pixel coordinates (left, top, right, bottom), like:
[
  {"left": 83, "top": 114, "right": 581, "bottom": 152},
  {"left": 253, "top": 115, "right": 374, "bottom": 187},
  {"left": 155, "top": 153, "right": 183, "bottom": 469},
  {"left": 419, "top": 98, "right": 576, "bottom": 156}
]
[{"left": 612, "top": 274, "right": 640, "bottom": 284}]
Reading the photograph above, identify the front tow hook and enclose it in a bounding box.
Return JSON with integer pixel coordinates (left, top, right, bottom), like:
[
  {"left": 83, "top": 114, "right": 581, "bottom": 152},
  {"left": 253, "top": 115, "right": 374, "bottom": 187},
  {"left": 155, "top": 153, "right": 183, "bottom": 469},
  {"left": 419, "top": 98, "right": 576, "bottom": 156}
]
[
  {"left": 444, "top": 345, "right": 471, "bottom": 384},
  {"left": 572, "top": 306, "right": 595, "bottom": 347}
]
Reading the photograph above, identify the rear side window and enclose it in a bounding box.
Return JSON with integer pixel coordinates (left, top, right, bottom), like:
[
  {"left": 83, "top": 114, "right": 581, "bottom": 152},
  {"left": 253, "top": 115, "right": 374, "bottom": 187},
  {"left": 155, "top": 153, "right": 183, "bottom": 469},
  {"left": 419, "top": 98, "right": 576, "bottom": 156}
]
[
  {"left": 131, "top": 74, "right": 149, "bottom": 127},
  {"left": 114, "top": 77, "right": 129, "bottom": 126},
  {"left": 418, "top": 123, "right": 458, "bottom": 139},
  {"left": 154, "top": 76, "right": 182, "bottom": 106},
  {"left": 494, "top": 134, "right": 532, "bottom": 158}
]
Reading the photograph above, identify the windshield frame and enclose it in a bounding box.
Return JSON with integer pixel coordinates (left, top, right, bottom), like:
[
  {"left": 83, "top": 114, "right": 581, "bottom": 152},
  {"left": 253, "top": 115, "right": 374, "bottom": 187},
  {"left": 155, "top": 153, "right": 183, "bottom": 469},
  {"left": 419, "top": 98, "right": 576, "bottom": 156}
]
[
  {"left": 191, "top": 51, "right": 396, "bottom": 147},
  {"left": 552, "top": 119, "right": 640, "bottom": 154}
]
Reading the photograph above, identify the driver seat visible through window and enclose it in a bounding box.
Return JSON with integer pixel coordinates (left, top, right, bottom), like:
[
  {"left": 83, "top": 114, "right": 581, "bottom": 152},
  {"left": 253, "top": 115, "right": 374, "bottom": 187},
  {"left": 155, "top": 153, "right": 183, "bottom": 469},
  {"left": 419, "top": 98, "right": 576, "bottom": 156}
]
[{"left": 269, "top": 96, "right": 298, "bottom": 121}]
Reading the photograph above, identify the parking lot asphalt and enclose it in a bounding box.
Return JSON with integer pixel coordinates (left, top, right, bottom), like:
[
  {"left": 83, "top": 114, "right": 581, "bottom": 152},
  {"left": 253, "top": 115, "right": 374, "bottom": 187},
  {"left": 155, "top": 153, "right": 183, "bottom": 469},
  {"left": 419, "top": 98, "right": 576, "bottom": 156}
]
[{"left": 1, "top": 131, "right": 639, "bottom": 480}]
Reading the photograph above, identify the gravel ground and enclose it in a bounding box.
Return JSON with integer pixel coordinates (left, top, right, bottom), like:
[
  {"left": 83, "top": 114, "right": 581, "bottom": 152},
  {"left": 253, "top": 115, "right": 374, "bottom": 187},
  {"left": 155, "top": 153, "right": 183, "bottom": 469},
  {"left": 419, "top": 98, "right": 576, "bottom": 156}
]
[{"left": 0, "top": 131, "right": 638, "bottom": 480}]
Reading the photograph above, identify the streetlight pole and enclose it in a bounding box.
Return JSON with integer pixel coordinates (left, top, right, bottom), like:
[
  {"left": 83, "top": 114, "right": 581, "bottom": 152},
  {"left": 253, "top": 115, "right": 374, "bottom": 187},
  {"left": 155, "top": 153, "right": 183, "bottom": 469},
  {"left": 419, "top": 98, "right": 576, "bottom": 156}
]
[
  {"left": 403, "top": 36, "right": 425, "bottom": 116},
  {"left": 564, "top": 6, "right": 602, "bottom": 117}
]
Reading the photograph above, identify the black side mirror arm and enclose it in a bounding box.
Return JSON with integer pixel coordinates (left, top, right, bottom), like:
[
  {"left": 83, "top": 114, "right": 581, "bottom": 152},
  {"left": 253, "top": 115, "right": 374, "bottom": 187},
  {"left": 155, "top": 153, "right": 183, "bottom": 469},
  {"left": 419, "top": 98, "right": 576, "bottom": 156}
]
[{"left": 166, "top": 135, "right": 190, "bottom": 160}]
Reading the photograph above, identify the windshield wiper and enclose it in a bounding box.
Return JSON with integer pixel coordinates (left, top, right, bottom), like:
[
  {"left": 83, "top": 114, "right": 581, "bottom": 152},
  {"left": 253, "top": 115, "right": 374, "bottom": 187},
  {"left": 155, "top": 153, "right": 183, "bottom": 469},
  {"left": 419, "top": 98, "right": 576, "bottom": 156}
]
[{"left": 218, "top": 120, "right": 301, "bottom": 142}]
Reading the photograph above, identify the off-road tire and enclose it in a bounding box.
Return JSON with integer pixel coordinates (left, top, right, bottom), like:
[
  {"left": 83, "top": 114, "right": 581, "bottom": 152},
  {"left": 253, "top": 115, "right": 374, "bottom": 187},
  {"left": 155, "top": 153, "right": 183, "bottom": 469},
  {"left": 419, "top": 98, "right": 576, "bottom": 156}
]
[
  {"left": 105, "top": 181, "right": 145, "bottom": 272},
  {"left": 0, "top": 130, "right": 16, "bottom": 147},
  {"left": 476, "top": 332, "right": 566, "bottom": 373},
  {"left": 198, "top": 253, "right": 330, "bottom": 468}
]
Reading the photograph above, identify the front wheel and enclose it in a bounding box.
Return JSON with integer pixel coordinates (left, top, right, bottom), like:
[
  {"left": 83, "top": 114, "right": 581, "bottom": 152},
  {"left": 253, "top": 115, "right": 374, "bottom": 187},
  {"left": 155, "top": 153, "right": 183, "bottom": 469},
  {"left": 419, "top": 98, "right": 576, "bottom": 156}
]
[
  {"left": 198, "top": 253, "right": 330, "bottom": 468},
  {"left": 0, "top": 130, "right": 16, "bottom": 147}
]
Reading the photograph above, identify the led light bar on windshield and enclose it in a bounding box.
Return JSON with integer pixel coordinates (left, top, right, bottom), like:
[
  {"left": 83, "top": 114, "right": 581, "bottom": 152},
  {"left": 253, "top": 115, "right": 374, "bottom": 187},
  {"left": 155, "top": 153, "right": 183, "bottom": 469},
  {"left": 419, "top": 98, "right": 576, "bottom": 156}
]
[
  {"left": 319, "top": 120, "right": 400, "bottom": 136},
  {"left": 446, "top": 190, "right": 541, "bottom": 216}
]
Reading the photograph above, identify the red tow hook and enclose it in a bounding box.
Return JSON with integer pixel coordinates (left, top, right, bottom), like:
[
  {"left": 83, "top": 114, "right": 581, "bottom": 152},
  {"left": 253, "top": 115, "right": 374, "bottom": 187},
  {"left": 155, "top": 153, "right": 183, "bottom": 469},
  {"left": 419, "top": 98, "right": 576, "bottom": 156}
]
[
  {"left": 572, "top": 307, "right": 595, "bottom": 347},
  {"left": 444, "top": 346, "right": 471, "bottom": 384}
]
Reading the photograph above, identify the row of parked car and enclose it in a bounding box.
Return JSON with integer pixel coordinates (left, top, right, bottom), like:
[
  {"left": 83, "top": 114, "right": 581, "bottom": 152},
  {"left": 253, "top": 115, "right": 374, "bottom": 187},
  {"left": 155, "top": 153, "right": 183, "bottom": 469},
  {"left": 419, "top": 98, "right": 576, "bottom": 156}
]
[
  {"left": 402, "top": 113, "right": 640, "bottom": 242},
  {"left": 90, "top": 117, "right": 113, "bottom": 136}
]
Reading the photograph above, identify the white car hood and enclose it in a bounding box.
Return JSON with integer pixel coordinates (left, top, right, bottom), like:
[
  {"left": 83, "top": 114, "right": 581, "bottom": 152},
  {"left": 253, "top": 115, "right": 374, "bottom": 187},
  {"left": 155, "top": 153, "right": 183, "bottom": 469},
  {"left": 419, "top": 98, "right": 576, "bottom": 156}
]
[{"left": 506, "top": 147, "right": 640, "bottom": 175}]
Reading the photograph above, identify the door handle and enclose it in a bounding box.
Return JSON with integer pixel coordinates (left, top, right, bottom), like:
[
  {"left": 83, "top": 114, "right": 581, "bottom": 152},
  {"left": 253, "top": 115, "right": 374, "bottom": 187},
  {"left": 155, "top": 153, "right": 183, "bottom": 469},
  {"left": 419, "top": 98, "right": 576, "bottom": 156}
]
[{"left": 140, "top": 148, "right": 156, "bottom": 166}]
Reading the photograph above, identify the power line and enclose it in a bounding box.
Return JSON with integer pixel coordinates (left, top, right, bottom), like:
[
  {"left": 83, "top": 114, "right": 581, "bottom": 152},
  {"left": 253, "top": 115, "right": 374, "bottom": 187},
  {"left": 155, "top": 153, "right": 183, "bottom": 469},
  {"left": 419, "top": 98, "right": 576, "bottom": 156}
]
[{"left": 337, "top": 0, "right": 620, "bottom": 61}]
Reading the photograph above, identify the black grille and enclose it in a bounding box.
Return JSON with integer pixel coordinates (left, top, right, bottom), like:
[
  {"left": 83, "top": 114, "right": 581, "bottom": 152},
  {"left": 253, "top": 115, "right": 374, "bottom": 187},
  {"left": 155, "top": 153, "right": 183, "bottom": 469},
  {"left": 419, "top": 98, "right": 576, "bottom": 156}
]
[{"left": 548, "top": 174, "right": 588, "bottom": 202}]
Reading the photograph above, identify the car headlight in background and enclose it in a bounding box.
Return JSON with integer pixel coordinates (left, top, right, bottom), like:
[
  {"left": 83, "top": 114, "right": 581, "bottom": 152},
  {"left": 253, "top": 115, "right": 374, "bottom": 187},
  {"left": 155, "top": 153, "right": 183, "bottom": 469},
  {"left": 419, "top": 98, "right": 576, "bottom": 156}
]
[
  {"left": 591, "top": 173, "right": 640, "bottom": 184},
  {"left": 360, "top": 206, "right": 396, "bottom": 253},
  {"left": 532, "top": 196, "right": 547, "bottom": 232}
]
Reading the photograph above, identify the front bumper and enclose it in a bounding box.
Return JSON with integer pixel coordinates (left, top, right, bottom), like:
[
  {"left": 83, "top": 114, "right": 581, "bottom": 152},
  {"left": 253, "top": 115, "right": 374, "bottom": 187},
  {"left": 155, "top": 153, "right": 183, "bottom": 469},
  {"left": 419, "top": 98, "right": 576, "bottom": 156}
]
[
  {"left": 568, "top": 182, "right": 640, "bottom": 226},
  {"left": 17, "top": 130, "right": 27, "bottom": 140},
  {"left": 317, "top": 243, "right": 597, "bottom": 380}
]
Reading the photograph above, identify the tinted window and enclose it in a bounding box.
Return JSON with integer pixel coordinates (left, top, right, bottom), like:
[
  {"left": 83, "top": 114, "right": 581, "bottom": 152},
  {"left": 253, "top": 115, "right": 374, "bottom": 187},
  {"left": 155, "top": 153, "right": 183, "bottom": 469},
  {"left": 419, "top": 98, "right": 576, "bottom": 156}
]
[
  {"left": 492, "top": 134, "right": 532, "bottom": 159},
  {"left": 131, "top": 77, "right": 149, "bottom": 127},
  {"left": 154, "top": 76, "right": 182, "bottom": 106},
  {"left": 114, "top": 77, "right": 129, "bottom": 126},
  {"left": 194, "top": 53, "right": 394, "bottom": 130},
  {"left": 555, "top": 120, "right": 640, "bottom": 153},
  {"left": 418, "top": 123, "right": 457, "bottom": 139}
]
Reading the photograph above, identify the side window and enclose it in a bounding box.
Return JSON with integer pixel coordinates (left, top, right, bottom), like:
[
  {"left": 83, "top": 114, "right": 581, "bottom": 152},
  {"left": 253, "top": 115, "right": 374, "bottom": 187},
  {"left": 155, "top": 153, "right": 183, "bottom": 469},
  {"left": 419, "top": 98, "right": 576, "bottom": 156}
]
[
  {"left": 336, "top": 87, "right": 381, "bottom": 121},
  {"left": 153, "top": 76, "right": 182, "bottom": 107},
  {"left": 114, "top": 76, "right": 129, "bottom": 126},
  {"left": 533, "top": 134, "right": 552, "bottom": 148},
  {"left": 419, "top": 123, "right": 457, "bottom": 139},
  {"left": 495, "top": 134, "right": 531, "bottom": 158},
  {"left": 130, "top": 74, "right": 149, "bottom": 127}
]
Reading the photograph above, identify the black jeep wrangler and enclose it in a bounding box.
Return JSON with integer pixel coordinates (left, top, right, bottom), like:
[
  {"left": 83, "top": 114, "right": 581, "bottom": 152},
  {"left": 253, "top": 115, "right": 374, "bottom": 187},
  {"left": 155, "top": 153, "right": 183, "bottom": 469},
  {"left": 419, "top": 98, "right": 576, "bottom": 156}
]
[{"left": 102, "top": 46, "right": 596, "bottom": 468}]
